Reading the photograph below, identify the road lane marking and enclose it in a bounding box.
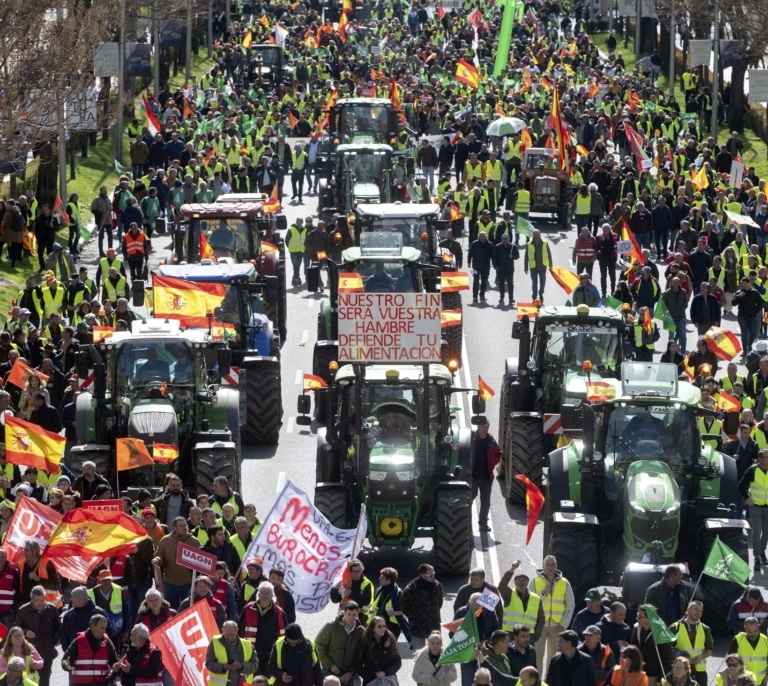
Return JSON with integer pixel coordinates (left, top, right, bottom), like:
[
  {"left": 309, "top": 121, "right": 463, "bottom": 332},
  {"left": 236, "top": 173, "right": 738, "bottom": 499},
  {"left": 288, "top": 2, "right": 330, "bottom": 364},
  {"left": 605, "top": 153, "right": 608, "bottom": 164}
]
[
  {"left": 301, "top": 329, "right": 308, "bottom": 347},
  {"left": 308, "top": 298, "right": 315, "bottom": 308},
  {"left": 286, "top": 417, "right": 295, "bottom": 434},
  {"left": 471, "top": 503, "right": 485, "bottom": 570},
  {"left": 295, "top": 370, "right": 302, "bottom": 385},
  {"left": 276, "top": 471, "right": 286, "bottom": 493}
]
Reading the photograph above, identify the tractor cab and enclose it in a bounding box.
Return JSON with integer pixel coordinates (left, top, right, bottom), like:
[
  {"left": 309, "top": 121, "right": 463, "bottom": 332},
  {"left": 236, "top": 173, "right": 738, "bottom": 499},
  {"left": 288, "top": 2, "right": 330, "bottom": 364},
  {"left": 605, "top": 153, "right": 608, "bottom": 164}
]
[{"left": 330, "top": 98, "right": 400, "bottom": 146}]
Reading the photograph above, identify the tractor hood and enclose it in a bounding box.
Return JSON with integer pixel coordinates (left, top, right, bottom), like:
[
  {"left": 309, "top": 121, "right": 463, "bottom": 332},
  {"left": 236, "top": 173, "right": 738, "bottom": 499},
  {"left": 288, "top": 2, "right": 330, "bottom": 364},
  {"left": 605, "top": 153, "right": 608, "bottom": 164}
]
[
  {"left": 127, "top": 399, "right": 178, "bottom": 446},
  {"left": 623, "top": 460, "right": 681, "bottom": 561},
  {"left": 367, "top": 445, "right": 416, "bottom": 502},
  {"left": 563, "top": 368, "right": 589, "bottom": 399}
]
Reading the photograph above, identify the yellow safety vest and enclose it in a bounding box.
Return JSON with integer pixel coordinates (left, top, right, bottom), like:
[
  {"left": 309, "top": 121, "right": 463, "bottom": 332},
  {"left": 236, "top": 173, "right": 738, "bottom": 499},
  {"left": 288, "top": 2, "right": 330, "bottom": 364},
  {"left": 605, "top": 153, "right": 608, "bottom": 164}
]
[
  {"left": 293, "top": 151, "right": 308, "bottom": 171},
  {"left": 749, "top": 467, "right": 768, "bottom": 506},
  {"left": 41, "top": 287, "right": 64, "bottom": 318},
  {"left": 735, "top": 634, "right": 768, "bottom": 680},
  {"left": 515, "top": 189, "right": 531, "bottom": 214},
  {"left": 527, "top": 242, "right": 550, "bottom": 270},
  {"left": 100, "top": 257, "right": 123, "bottom": 276},
  {"left": 287, "top": 226, "right": 306, "bottom": 253},
  {"left": 707, "top": 267, "right": 725, "bottom": 289},
  {"left": 88, "top": 584, "right": 124, "bottom": 617},
  {"left": 465, "top": 162, "right": 483, "bottom": 182},
  {"left": 698, "top": 417, "right": 722, "bottom": 449},
  {"left": 505, "top": 140, "right": 522, "bottom": 161},
  {"left": 211, "top": 495, "right": 240, "bottom": 516},
  {"left": 484, "top": 160, "right": 503, "bottom": 182},
  {"left": 673, "top": 622, "right": 706, "bottom": 672},
  {"left": 210, "top": 636, "right": 255, "bottom": 686},
  {"left": 226, "top": 146, "right": 242, "bottom": 166},
  {"left": 104, "top": 277, "right": 127, "bottom": 305},
  {"left": 273, "top": 637, "right": 318, "bottom": 669},
  {"left": 753, "top": 427, "right": 768, "bottom": 450},
  {"left": 575, "top": 194, "right": 591, "bottom": 216},
  {"left": 502, "top": 591, "right": 541, "bottom": 632},
  {"left": 533, "top": 576, "right": 567, "bottom": 624}
]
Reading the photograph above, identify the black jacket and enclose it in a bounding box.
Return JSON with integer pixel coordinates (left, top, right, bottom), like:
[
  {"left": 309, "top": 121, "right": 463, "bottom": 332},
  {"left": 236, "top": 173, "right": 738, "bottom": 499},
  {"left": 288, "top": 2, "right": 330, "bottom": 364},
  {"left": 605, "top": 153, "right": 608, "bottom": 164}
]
[
  {"left": 269, "top": 637, "right": 324, "bottom": 686},
  {"left": 400, "top": 577, "right": 444, "bottom": 638},
  {"left": 30, "top": 403, "right": 63, "bottom": 433},
  {"left": 468, "top": 239, "right": 494, "bottom": 272},
  {"left": 492, "top": 242, "right": 519, "bottom": 275},
  {"left": 357, "top": 635, "right": 402, "bottom": 685},
  {"left": 119, "top": 640, "right": 163, "bottom": 686},
  {"left": 152, "top": 489, "right": 194, "bottom": 526},
  {"left": 546, "top": 649, "right": 598, "bottom": 686}
]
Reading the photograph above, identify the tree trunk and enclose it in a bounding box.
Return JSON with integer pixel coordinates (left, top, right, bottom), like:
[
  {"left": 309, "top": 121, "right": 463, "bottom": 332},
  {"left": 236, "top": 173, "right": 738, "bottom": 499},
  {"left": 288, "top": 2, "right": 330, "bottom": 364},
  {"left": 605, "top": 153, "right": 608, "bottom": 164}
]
[
  {"left": 640, "top": 18, "right": 657, "bottom": 55},
  {"left": 70, "top": 135, "right": 77, "bottom": 180},
  {"left": 101, "top": 76, "right": 111, "bottom": 141},
  {"left": 729, "top": 61, "right": 747, "bottom": 132},
  {"left": 36, "top": 142, "right": 57, "bottom": 207}
]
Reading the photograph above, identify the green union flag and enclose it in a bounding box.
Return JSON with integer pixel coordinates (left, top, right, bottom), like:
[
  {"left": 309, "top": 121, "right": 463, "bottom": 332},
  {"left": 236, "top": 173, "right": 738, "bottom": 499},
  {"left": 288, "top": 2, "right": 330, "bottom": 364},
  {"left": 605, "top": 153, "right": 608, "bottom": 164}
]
[
  {"left": 438, "top": 609, "right": 480, "bottom": 665},
  {"left": 516, "top": 215, "right": 535, "bottom": 239},
  {"left": 702, "top": 536, "right": 751, "bottom": 587},
  {"left": 644, "top": 605, "right": 676, "bottom": 644},
  {"left": 653, "top": 297, "right": 676, "bottom": 332},
  {"left": 605, "top": 294, "right": 623, "bottom": 311}
]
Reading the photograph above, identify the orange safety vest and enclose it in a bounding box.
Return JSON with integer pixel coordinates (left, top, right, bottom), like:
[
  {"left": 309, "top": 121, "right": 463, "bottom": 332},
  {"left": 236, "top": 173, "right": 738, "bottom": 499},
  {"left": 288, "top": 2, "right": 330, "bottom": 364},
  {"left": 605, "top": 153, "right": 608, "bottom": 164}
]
[
  {"left": 20, "top": 559, "right": 62, "bottom": 609},
  {"left": 125, "top": 232, "right": 146, "bottom": 256}
]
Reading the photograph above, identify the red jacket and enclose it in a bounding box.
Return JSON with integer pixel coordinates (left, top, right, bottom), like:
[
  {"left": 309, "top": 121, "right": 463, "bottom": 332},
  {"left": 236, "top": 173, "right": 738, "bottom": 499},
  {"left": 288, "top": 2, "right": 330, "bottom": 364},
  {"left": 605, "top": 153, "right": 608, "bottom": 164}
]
[{"left": 471, "top": 432, "right": 502, "bottom": 482}]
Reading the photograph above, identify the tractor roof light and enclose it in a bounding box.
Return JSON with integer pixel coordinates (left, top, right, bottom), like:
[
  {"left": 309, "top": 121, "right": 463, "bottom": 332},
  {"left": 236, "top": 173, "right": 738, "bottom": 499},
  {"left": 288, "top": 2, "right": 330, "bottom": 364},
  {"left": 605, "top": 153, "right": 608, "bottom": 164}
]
[
  {"left": 448, "top": 359, "right": 459, "bottom": 372},
  {"left": 700, "top": 363, "right": 712, "bottom": 376},
  {"left": 329, "top": 361, "right": 339, "bottom": 372},
  {"left": 334, "top": 232, "right": 343, "bottom": 243},
  {"left": 347, "top": 214, "right": 355, "bottom": 223},
  {"left": 421, "top": 232, "right": 429, "bottom": 242},
  {"left": 582, "top": 361, "right": 593, "bottom": 373}
]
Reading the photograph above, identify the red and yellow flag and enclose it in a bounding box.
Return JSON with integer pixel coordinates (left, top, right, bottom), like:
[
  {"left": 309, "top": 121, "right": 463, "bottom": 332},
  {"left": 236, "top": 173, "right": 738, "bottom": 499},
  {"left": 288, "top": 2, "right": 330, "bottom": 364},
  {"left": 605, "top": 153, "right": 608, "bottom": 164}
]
[
  {"left": 303, "top": 374, "right": 328, "bottom": 391},
  {"left": 682, "top": 355, "right": 696, "bottom": 380},
  {"left": 716, "top": 390, "right": 741, "bottom": 413},
  {"left": 441, "top": 272, "right": 470, "bottom": 293},
  {"left": 261, "top": 241, "right": 279, "bottom": 253},
  {"left": 5, "top": 415, "right": 64, "bottom": 474},
  {"left": 586, "top": 381, "right": 617, "bottom": 402},
  {"left": 338, "top": 11, "right": 349, "bottom": 42},
  {"left": 42, "top": 509, "right": 148, "bottom": 561},
  {"left": 262, "top": 185, "right": 281, "bottom": 215},
  {"left": 520, "top": 128, "right": 533, "bottom": 153},
  {"left": 620, "top": 220, "right": 644, "bottom": 267},
  {"left": 550, "top": 86, "right": 568, "bottom": 172},
  {"left": 153, "top": 443, "right": 179, "bottom": 463},
  {"left": 703, "top": 326, "right": 742, "bottom": 361},
  {"left": 116, "top": 438, "right": 153, "bottom": 471},
  {"left": 6, "top": 359, "right": 49, "bottom": 390},
  {"left": 242, "top": 29, "right": 253, "bottom": 49},
  {"left": 390, "top": 75, "right": 402, "bottom": 112},
  {"left": 549, "top": 266, "right": 580, "bottom": 294},
  {"left": 516, "top": 302, "right": 539, "bottom": 319},
  {"left": 455, "top": 59, "right": 481, "bottom": 90},
  {"left": 441, "top": 309, "right": 462, "bottom": 328},
  {"left": 478, "top": 376, "right": 495, "bottom": 402},
  {"left": 200, "top": 233, "right": 218, "bottom": 263},
  {"left": 449, "top": 205, "right": 462, "bottom": 222},
  {"left": 338, "top": 273, "right": 364, "bottom": 293},
  {"left": 288, "top": 111, "right": 299, "bottom": 130},
  {"left": 514, "top": 474, "right": 545, "bottom": 545},
  {"left": 53, "top": 196, "right": 70, "bottom": 225},
  {"left": 371, "top": 68, "right": 385, "bottom": 80},
  {"left": 153, "top": 274, "right": 226, "bottom": 328},
  {"left": 93, "top": 326, "right": 114, "bottom": 343}
]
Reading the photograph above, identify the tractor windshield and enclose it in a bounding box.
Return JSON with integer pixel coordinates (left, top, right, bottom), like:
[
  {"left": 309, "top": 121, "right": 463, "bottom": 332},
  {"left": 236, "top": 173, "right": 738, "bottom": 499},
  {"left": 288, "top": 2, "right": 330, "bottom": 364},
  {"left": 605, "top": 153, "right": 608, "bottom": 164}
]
[
  {"left": 541, "top": 324, "right": 620, "bottom": 372},
  {"left": 366, "top": 218, "right": 429, "bottom": 251},
  {"left": 199, "top": 217, "right": 254, "bottom": 261},
  {"left": 342, "top": 152, "right": 388, "bottom": 183},
  {"left": 344, "top": 261, "right": 419, "bottom": 293},
  {"left": 251, "top": 47, "right": 280, "bottom": 67},
  {"left": 339, "top": 105, "right": 390, "bottom": 141},
  {"left": 602, "top": 404, "right": 696, "bottom": 466},
  {"left": 114, "top": 340, "right": 201, "bottom": 391}
]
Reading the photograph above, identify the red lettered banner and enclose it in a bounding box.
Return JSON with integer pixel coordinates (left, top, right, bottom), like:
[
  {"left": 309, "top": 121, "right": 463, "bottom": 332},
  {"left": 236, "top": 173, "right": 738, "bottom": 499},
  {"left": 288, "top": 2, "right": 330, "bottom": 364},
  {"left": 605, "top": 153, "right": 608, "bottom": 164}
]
[
  {"left": 83, "top": 500, "right": 124, "bottom": 513},
  {"left": 4, "top": 495, "right": 62, "bottom": 563},
  {"left": 151, "top": 602, "right": 219, "bottom": 686},
  {"left": 176, "top": 542, "right": 217, "bottom": 575}
]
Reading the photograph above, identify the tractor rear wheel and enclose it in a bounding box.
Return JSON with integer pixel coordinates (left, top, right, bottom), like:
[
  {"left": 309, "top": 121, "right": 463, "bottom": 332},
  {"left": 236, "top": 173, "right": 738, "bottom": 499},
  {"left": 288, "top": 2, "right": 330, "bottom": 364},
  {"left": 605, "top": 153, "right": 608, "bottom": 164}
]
[
  {"left": 314, "top": 486, "right": 348, "bottom": 528},
  {"left": 506, "top": 416, "right": 545, "bottom": 503},
  {"left": 497, "top": 375, "right": 510, "bottom": 480},
  {"left": 551, "top": 525, "right": 598, "bottom": 604},
  {"left": 195, "top": 450, "right": 237, "bottom": 500},
  {"left": 441, "top": 292, "right": 462, "bottom": 367},
  {"left": 434, "top": 487, "right": 472, "bottom": 576},
  {"left": 696, "top": 529, "right": 750, "bottom": 634},
  {"left": 243, "top": 366, "right": 283, "bottom": 445}
]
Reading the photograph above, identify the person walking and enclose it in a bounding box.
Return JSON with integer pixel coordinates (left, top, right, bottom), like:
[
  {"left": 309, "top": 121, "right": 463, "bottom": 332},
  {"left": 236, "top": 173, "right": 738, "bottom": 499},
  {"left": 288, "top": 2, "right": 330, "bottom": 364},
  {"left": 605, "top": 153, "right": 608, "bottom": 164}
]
[
  {"left": 151, "top": 516, "right": 201, "bottom": 609},
  {"left": 400, "top": 564, "right": 444, "bottom": 651},
  {"left": 595, "top": 223, "right": 618, "bottom": 298},
  {"left": 205, "top": 620, "right": 259, "bottom": 686},
  {"left": 286, "top": 219, "right": 306, "bottom": 287},
  {"left": 412, "top": 632, "right": 457, "bottom": 686},
  {"left": 33, "top": 206, "right": 59, "bottom": 273},
  {"left": 111, "top": 623, "right": 163, "bottom": 686},
  {"left": 492, "top": 233, "right": 518, "bottom": 307},
  {"left": 661, "top": 278, "right": 690, "bottom": 354},
  {"left": 739, "top": 449, "right": 768, "bottom": 571},
  {"left": 268, "top": 623, "right": 323, "bottom": 686},
  {"left": 90, "top": 187, "right": 113, "bottom": 258},
  {"left": 61, "top": 614, "right": 117, "bottom": 685},
  {"left": 572, "top": 226, "right": 597, "bottom": 279},
  {"left": 315, "top": 601, "right": 364, "bottom": 682},
  {"left": 470, "top": 418, "right": 502, "bottom": 533},
  {"left": 468, "top": 231, "right": 494, "bottom": 303},
  {"left": 524, "top": 231, "right": 552, "bottom": 302},
  {"left": 122, "top": 222, "right": 147, "bottom": 283},
  {"left": 14, "top": 586, "right": 60, "bottom": 686},
  {"left": 669, "top": 601, "right": 713, "bottom": 686}
]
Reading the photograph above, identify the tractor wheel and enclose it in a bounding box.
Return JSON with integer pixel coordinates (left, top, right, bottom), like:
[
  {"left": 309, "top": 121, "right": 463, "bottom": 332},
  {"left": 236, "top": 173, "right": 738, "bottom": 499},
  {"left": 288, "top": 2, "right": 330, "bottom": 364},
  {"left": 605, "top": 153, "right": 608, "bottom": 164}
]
[
  {"left": 195, "top": 450, "right": 237, "bottom": 499},
  {"left": 497, "top": 375, "right": 510, "bottom": 480},
  {"left": 314, "top": 487, "right": 348, "bottom": 528},
  {"left": 277, "top": 260, "right": 288, "bottom": 343},
  {"left": 551, "top": 525, "right": 598, "bottom": 604},
  {"left": 696, "top": 529, "right": 750, "bottom": 635},
  {"left": 317, "top": 310, "right": 327, "bottom": 342},
  {"left": 560, "top": 203, "right": 571, "bottom": 229},
  {"left": 505, "top": 416, "right": 545, "bottom": 503},
  {"left": 441, "top": 291, "right": 463, "bottom": 367},
  {"left": 243, "top": 366, "right": 283, "bottom": 445},
  {"left": 434, "top": 487, "right": 472, "bottom": 576}
]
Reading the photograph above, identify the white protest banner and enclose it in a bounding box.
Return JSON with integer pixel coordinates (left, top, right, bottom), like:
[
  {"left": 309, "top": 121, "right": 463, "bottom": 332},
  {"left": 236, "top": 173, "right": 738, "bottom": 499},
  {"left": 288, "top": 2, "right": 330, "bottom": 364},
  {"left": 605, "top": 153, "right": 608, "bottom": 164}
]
[
  {"left": 3, "top": 495, "right": 62, "bottom": 563},
  {"left": 689, "top": 40, "right": 712, "bottom": 68},
  {"left": 243, "top": 481, "right": 362, "bottom": 613},
  {"left": 617, "top": 240, "right": 633, "bottom": 255},
  {"left": 749, "top": 70, "right": 768, "bottom": 103},
  {"left": 725, "top": 210, "right": 758, "bottom": 229},
  {"left": 338, "top": 293, "right": 442, "bottom": 363},
  {"left": 729, "top": 160, "right": 745, "bottom": 190},
  {"left": 476, "top": 588, "right": 500, "bottom": 612},
  {"left": 151, "top": 602, "right": 219, "bottom": 686}
]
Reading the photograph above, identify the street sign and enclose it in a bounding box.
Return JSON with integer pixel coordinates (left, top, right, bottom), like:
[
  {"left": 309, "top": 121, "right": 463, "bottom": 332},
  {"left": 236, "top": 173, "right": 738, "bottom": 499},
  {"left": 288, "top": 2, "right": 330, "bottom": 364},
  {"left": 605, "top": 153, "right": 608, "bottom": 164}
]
[
  {"left": 749, "top": 70, "right": 768, "bottom": 103},
  {"left": 176, "top": 542, "right": 217, "bottom": 575},
  {"left": 94, "top": 43, "right": 119, "bottom": 77},
  {"left": 68, "top": 88, "right": 99, "bottom": 132}
]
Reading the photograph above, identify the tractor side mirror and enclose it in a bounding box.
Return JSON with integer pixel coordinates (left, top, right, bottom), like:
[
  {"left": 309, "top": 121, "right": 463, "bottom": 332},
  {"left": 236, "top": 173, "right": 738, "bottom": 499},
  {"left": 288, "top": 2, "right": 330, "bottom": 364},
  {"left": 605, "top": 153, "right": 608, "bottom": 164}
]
[
  {"left": 511, "top": 321, "right": 522, "bottom": 339},
  {"left": 307, "top": 265, "right": 320, "bottom": 292},
  {"left": 217, "top": 348, "right": 232, "bottom": 378},
  {"left": 298, "top": 394, "right": 311, "bottom": 415},
  {"left": 471, "top": 395, "right": 486, "bottom": 415},
  {"left": 722, "top": 411, "right": 740, "bottom": 436},
  {"left": 296, "top": 415, "right": 312, "bottom": 426},
  {"left": 132, "top": 280, "right": 145, "bottom": 308},
  {"left": 75, "top": 350, "right": 90, "bottom": 381}
]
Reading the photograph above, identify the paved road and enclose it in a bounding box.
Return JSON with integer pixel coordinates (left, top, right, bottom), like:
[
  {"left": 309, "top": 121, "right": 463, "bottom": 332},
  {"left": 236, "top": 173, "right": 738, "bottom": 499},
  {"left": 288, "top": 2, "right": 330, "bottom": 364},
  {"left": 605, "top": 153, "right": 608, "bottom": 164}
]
[{"left": 44, "top": 192, "right": 755, "bottom": 685}]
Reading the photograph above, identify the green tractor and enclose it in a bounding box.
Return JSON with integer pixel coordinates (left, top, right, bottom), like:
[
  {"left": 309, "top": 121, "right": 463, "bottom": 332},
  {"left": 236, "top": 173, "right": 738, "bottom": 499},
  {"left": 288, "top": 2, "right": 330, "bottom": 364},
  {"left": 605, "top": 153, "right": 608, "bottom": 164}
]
[
  {"left": 546, "top": 362, "right": 746, "bottom": 632},
  {"left": 499, "top": 305, "right": 626, "bottom": 503},
  {"left": 72, "top": 319, "right": 242, "bottom": 496},
  {"left": 296, "top": 363, "right": 481, "bottom": 575}
]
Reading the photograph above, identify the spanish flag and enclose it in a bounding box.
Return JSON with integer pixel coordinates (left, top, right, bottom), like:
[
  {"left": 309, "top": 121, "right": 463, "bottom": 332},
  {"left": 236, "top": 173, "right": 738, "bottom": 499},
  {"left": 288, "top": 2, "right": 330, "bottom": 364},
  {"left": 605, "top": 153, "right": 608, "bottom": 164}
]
[
  {"left": 288, "top": 111, "right": 299, "bottom": 130},
  {"left": 93, "top": 326, "right": 114, "bottom": 343},
  {"left": 478, "top": 376, "right": 495, "bottom": 402},
  {"left": 262, "top": 185, "right": 281, "bottom": 215},
  {"left": 53, "top": 196, "right": 70, "bottom": 226},
  {"left": 586, "top": 381, "right": 617, "bottom": 402},
  {"left": 242, "top": 29, "right": 253, "bottom": 49},
  {"left": 449, "top": 205, "right": 462, "bottom": 222},
  {"left": 703, "top": 326, "right": 742, "bottom": 361},
  {"left": 338, "top": 273, "right": 364, "bottom": 293},
  {"left": 262, "top": 241, "right": 279, "bottom": 253},
  {"left": 200, "top": 233, "right": 218, "bottom": 263},
  {"left": 389, "top": 75, "right": 402, "bottom": 112},
  {"left": 549, "top": 266, "right": 580, "bottom": 295},
  {"left": 550, "top": 86, "right": 568, "bottom": 172},
  {"left": 303, "top": 374, "right": 328, "bottom": 391},
  {"left": 153, "top": 443, "right": 179, "bottom": 463},
  {"left": 516, "top": 302, "right": 539, "bottom": 319},
  {"left": 514, "top": 474, "right": 545, "bottom": 545},
  {"left": 6, "top": 359, "right": 49, "bottom": 390},
  {"left": 153, "top": 274, "right": 226, "bottom": 328},
  {"left": 455, "top": 59, "right": 481, "bottom": 90},
  {"left": 441, "top": 309, "right": 462, "bottom": 328},
  {"left": 620, "top": 220, "right": 644, "bottom": 267},
  {"left": 682, "top": 355, "right": 696, "bottom": 380},
  {"left": 42, "top": 509, "right": 148, "bottom": 561},
  {"left": 338, "top": 11, "right": 349, "bottom": 42},
  {"left": 441, "top": 272, "right": 470, "bottom": 293},
  {"left": 371, "top": 68, "right": 385, "bottom": 80},
  {"left": 116, "top": 438, "right": 154, "bottom": 471},
  {"left": 716, "top": 390, "right": 741, "bottom": 413},
  {"left": 5, "top": 416, "right": 64, "bottom": 474}
]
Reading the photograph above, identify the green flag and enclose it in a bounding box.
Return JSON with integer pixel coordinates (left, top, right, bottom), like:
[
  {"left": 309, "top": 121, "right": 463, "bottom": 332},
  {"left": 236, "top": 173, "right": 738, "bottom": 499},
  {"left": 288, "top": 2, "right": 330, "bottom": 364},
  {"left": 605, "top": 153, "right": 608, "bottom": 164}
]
[
  {"left": 702, "top": 535, "right": 751, "bottom": 587},
  {"left": 492, "top": 0, "right": 516, "bottom": 79},
  {"left": 438, "top": 610, "right": 480, "bottom": 665},
  {"left": 114, "top": 158, "right": 124, "bottom": 175},
  {"left": 516, "top": 215, "right": 535, "bottom": 239},
  {"left": 644, "top": 605, "right": 677, "bottom": 644},
  {"left": 605, "top": 294, "right": 623, "bottom": 311},
  {"left": 653, "top": 297, "right": 676, "bottom": 332}
]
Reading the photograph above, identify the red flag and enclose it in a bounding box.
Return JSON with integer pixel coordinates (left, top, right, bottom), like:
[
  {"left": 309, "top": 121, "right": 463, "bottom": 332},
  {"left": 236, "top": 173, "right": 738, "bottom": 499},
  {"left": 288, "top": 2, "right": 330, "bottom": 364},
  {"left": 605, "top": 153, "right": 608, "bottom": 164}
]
[
  {"left": 6, "top": 359, "right": 49, "bottom": 389},
  {"left": 200, "top": 233, "right": 218, "bottom": 263},
  {"left": 389, "top": 76, "right": 402, "bottom": 112},
  {"left": 468, "top": 8, "right": 483, "bottom": 27},
  {"left": 53, "top": 196, "right": 70, "bottom": 225},
  {"left": 262, "top": 184, "right": 281, "bottom": 215},
  {"left": 514, "top": 474, "right": 545, "bottom": 545},
  {"left": 142, "top": 95, "right": 162, "bottom": 137},
  {"left": 703, "top": 326, "right": 742, "bottom": 361},
  {"left": 3, "top": 495, "right": 62, "bottom": 564},
  {"left": 436, "top": 4, "right": 445, "bottom": 18},
  {"left": 338, "top": 11, "right": 349, "bottom": 42},
  {"left": 550, "top": 86, "right": 568, "bottom": 172}
]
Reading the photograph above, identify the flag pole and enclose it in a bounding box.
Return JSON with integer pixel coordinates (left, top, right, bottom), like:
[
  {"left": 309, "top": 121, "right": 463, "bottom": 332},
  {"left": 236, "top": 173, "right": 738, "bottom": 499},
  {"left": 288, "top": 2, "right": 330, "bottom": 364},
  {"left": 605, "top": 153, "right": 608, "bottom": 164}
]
[
  {"left": 690, "top": 569, "right": 704, "bottom": 602},
  {"left": 116, "top": 466, "right": 121, "bottom": 499}
]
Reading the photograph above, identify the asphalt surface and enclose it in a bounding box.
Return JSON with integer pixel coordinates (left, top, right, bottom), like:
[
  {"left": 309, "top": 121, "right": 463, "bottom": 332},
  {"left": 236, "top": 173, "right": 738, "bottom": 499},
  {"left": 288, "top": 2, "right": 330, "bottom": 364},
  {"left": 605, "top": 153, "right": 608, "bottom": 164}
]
[{"left": 45, "top": 190, "right": 758, "bottom": 685}]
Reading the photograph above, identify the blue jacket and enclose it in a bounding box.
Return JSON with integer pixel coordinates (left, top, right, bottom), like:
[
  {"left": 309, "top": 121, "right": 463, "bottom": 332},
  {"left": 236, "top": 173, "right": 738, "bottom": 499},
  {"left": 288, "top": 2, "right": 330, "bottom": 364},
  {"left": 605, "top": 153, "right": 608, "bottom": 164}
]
[
  {"left": 651, "top": 204, "right": 672, "bottom": 233},
  {"left": 60, "top": 599, "right": 105, "bottom": 649},
  {"left": 453, "top": 605, "right": 500, "bottom": 642}
]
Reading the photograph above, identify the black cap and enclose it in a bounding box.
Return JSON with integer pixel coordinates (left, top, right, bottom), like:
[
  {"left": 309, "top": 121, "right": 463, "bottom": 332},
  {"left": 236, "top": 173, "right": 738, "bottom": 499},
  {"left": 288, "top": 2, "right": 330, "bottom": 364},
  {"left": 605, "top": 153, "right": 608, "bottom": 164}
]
[{"left": 285, "top": 623, "right": 303, "bottom": 640}]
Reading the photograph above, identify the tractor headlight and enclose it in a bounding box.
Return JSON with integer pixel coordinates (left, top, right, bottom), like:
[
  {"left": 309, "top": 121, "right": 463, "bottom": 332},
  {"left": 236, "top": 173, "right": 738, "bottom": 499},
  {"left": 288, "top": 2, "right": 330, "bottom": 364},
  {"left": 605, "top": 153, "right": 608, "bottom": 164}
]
[
  {"left": 396, "top": 470, "right": 414, "bottom": 481},
  {"left": 369, "top": 471, "right": 387, "bottom": 481}
]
